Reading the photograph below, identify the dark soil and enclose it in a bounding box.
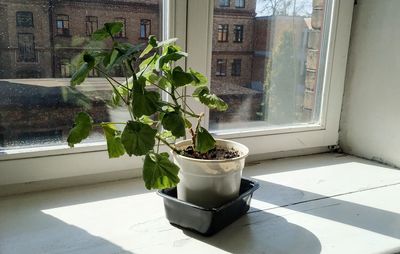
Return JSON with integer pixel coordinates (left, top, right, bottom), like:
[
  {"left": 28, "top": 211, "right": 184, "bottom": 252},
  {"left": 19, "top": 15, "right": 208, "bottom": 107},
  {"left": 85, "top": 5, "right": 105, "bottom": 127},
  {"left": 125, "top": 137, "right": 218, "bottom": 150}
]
[{"left": 182, "top": 146, "right": 240, "bottom": 160}]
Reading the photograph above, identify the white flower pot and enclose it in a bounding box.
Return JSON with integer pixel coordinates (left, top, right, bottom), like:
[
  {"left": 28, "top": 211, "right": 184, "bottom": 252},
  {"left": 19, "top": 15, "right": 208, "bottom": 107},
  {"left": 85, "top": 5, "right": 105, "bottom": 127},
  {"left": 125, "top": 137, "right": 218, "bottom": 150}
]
[{"left": 172, "top": 139, "right": 249, "bottom": 208}]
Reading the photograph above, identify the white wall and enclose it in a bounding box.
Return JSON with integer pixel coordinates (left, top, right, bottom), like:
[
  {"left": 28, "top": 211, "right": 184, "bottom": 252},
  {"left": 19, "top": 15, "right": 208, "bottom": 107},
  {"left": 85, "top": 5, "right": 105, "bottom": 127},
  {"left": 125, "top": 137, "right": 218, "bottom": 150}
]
[{"left": 340, "top": 0, "right": 400, "bottom": 167}]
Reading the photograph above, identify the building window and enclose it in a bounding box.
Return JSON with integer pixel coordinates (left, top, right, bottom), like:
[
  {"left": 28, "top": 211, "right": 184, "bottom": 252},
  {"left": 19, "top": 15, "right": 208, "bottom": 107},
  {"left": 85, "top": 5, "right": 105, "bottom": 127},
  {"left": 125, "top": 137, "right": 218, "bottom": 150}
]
[
  {"left": 114, "top": 18, "right": 126, "bottom": 38},
  {"left": 16, "top": 11, "right": 33, "bottom": 27},
  {"left": 216, "top": 59, "right": 227, "bottom": 76},
  {"left": 233, "top": 25, "right": 244, "bottom": 43},
  {"left": 17, "top": 33, "right": 36, "bottom": 62},
  {"left": 218, "top": 24, "right": 229, "bottom": 42},
  {"left": 231, "top": 59, "right": 241, "bottom": 76},
  {"left": 219, "top": 0, "right": 230, "bottom": 7},
  {"left": 140, "top": 19, "right": 151, "bottom": 38},
  {"left": 86, "top": 16, "right": 98, "bottom": 36},
  {"left": 60, "top": 59, "right": 70, "bottom": 77},
  {"left": 235, "top": 0, "right": 245, "bottom": 8},
  {"left": 56, "top": 14, "right": 70, "bottom": 36}
]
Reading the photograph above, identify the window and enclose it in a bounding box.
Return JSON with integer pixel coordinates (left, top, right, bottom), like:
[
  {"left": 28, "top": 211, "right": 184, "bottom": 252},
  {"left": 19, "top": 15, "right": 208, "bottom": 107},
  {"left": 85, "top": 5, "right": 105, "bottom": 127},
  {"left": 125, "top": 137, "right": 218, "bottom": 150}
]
[
  {"left": 217, "top": 24, "right": 229, "bottom": 42},
  {"left": 17, "top": 33, "right": 36, "bottom": 62},
  {"left": 140, "top": 19, "right": 151, "bottom": 38},
  {"left": 114, "top": 18, "right": 126, "bottom": 38},
  {"left": 235, "top": 0, "right": 245, "bottom": 8},
  {"left": 16, "top": 11, "right": 33, "bottom": 27},
  {"left": 219, "top": 0, "right": 230, "bottom": 7},
  {"left": 56, "top": 15, "right": 70, "bottom": 36},
  {"left": 233, "top": 25, "right": 243, "bottom": 43},
  {"left": 231, "top": 59, "right": 241, "bottom": 76},
  {"left": 216, "top": 59, "right": 227, "bottom": 76},
  {"left": 86, "top": 16, "right": 98, "bottom": 36},
  {"left": 60, "top": 59, "right": 70, "bottom": 77},
  {"left": 0, "top": 0, "right": 354, "bottom": 187}
]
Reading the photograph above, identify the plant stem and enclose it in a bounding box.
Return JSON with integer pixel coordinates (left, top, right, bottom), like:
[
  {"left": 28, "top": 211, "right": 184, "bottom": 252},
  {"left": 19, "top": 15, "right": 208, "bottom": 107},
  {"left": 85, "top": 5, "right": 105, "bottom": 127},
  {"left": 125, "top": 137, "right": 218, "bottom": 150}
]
[
  {"left": 155, "top": 134, "right": 181, "bottom": 154},
  {"left": 97, "top": 68, "right": 129, "bottom": 105}
]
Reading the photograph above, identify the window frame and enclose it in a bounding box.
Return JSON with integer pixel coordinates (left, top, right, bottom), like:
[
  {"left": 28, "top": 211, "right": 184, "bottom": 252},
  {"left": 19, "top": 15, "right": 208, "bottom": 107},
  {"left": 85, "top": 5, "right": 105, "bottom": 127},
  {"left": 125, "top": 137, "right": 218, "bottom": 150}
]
[
  {"left": 231, "top": 58, "right": 241, "bottom": 76},
  {"left": 140, "top": 19, "right": 151, "bottom": 39},
  {"left": 215, "top": 59, "right": 227, "bottom": 76},
  {"left": 0, "top": 0, "right": 354, "bottom": 187},
  {"left": 235, "top": 0, "right": 245, "bottom": 8},
  {"left": 16, "top": 11, "right": 34, "bottom": 27},
  {"left": 85, "top": 16, "right": 98, "bottom": 36},
  {"left": 17, "top": 32, "right": 36, "bottom": 62},
  {"left": 55, "top": 14, "right": 70, "bottom": 36},
  {"left": 233, "top": 24, "right": 243, "bottom": 43},
  {"left": 219, "top": 0, "right": 230, "bottom": 8},
  {"left": 217, "top": 24, "right": 229, "bottom": 42},
  {"left": 114, "top": 17, "right": 126, "bottom": 38}
]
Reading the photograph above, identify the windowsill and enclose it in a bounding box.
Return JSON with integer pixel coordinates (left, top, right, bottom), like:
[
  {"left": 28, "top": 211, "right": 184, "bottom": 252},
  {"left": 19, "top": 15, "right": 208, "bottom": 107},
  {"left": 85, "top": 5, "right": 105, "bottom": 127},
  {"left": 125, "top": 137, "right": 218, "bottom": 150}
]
[{"left": 1, "top": 153, "right": 399, "bottom": 253}]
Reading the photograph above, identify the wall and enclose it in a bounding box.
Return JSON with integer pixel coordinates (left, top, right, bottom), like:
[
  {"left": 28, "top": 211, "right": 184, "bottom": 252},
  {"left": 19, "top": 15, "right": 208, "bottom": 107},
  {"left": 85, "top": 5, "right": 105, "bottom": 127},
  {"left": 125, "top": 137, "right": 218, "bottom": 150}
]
[{"left": 340, "top": 0, "right": 400, "bottom": 167}]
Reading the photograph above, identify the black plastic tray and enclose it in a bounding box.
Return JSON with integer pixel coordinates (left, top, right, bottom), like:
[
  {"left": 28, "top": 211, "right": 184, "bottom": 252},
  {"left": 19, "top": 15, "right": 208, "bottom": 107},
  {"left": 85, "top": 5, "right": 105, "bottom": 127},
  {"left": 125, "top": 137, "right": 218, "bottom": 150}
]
[{"left": 158, "top": 178, "right": 259, "bottom": 236}]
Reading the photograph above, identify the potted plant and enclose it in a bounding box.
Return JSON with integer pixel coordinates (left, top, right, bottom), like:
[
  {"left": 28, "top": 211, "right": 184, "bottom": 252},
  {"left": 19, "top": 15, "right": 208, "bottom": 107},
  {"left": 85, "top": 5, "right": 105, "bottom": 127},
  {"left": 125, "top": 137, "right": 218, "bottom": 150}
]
[{"left": 67, "top": 22, "right": 250, "bottom": 209}]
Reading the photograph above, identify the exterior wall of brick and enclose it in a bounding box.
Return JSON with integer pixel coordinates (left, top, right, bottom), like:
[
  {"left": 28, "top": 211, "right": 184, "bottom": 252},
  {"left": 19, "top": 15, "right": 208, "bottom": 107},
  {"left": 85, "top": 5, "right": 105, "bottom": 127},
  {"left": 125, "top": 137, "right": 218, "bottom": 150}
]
[
  {"left": 0, "top": 0, "right": 52, "bottom": 78},
  {"left": 303, "top": 0, "right": 325, "bottom": 121}
]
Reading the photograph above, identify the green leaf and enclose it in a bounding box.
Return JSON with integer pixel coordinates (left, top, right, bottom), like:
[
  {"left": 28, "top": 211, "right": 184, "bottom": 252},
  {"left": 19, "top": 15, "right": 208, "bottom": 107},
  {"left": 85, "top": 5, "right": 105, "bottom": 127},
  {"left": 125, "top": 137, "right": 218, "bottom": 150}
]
[
  {"left": 159, "top": 130, "right": 175, "bottom": 141},
  {"left": 148, "top": 35, "right": 158, "bottom": 47},
  {"left": 143, "top": 152, "right": 180, "bottom": 190},
  {"left": 171, "top": 66, "right": 194, "bottom": 87},
  {"left": 92, "top": 27, "right": 110, "bottom": 41},
  {"left": 157, "top": 37, "right": 178, "bottom": 47},
  {"left": 155, "top": 50, "right": 188, "bottom": 71},
  {"left": 101, "top": 123, "right": 125, "bottom": 158},
  {"left": 67, "top": 112, "right": 93, "bottom": 147},
  {"left": 92, "top": 22, "right": 123, "bottom": 40},
  {"left": 139, "top": 115, "right": 155, "bottom": 125},
  {"left": 106, "top": 22, "right": 123, "bottom": 36},
  {"left": 140, "top": 44, "right": 153, "bottom": 58},
  {"left": 195, "top": 127, "right": 216, "bottom": 153},
  {"left": 193, "top": 86, "right": 228, "bottom": 111},
  {"left": 189, "top": 68, "right": 208, "bottom": 86},
  {"left": 184, "top": 118, "right": 192, "bottom": 129},
  {"left": 121, "top": 121, "right": 157, "bottom": 156},
  {"left": 132, "top": 77, "right": 160, "bottom": 117},
  {"left": 70, "top": 53, "right": 95, "bottom": 86},
  {"left": 111, "top": 85, "right": 128, "bottom": 107},
  {"left": 161, "top": 111, "right": 186, "bottom": 138}
]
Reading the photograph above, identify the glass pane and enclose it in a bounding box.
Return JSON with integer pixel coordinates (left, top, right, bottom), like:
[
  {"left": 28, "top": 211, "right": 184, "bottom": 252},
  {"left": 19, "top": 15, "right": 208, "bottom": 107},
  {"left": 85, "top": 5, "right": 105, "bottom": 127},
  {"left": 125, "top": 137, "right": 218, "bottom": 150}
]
[
  {"left": 0, "top": 0, "right": 161, "bottom": 151},
  {"left": 210, "top": 0, "right": 329, "bottom": 132}
]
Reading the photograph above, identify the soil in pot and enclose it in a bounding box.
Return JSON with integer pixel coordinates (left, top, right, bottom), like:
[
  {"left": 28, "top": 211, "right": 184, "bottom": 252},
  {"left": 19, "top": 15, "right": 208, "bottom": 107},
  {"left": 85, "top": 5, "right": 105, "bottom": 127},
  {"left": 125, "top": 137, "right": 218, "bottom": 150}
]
[{"left": 182, "top": 146, "right": 240, "bottom": 160}]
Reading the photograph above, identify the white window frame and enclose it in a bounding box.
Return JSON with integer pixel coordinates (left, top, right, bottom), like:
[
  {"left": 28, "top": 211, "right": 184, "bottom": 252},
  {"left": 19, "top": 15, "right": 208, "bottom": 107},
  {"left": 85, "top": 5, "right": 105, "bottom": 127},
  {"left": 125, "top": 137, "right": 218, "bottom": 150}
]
[{"left": 0, "top": 0, "right": 354, "bottom": 187}]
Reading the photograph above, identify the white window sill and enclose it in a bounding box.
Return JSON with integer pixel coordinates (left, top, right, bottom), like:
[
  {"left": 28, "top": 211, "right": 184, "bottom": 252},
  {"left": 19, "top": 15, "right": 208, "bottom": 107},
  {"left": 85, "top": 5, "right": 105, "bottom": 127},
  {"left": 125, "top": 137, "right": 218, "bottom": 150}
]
[{"left": 1, "top": 153, "right": 399, "bottom": 254}]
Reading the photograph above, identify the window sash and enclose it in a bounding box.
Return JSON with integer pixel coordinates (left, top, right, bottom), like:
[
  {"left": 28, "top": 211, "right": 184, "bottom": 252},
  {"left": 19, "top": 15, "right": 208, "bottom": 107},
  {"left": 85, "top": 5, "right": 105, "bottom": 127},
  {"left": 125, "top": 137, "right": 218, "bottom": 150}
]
[{"left": 0, "top": 0, "right": 355, "bottom": 186}]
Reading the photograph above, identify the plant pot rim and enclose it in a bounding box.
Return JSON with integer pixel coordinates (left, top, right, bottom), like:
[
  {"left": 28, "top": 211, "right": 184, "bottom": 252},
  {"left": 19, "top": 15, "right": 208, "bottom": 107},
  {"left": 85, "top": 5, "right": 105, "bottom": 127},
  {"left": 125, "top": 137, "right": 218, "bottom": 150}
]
[{"left": 172, "top": 138, "right": 249, "bottom": 163}]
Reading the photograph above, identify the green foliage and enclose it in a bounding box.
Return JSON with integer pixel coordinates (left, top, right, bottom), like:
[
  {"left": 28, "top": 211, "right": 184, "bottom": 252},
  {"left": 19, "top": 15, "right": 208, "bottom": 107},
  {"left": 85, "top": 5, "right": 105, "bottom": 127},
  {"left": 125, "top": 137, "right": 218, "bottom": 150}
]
[
  {"left": 67, "top": 23, "right": 230, "bottom": 190},
  {"left": 193, "top": 86, "right": 228, "bottom": 111},
  {"left": 195, "top": 127, "right": 216, "bottom": 153},
  {"left": 121, "top": 121, "right": 157, "bottom": 156},
  {"left": 143, "top": 152, "right": 180, "bottom": 190},
  {"left": 67, "top": 112, "right": 93, "bottom": 147},
  {"left": 101, "top": 123, "right": 125, "bottom": 158}
]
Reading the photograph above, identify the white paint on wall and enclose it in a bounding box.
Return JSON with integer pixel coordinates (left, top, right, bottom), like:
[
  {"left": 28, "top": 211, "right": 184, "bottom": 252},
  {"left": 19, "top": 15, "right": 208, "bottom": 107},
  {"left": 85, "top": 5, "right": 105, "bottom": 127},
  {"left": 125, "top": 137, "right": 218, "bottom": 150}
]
[{"left": 340, "top": 0, "right": 400, "bottom": 167}]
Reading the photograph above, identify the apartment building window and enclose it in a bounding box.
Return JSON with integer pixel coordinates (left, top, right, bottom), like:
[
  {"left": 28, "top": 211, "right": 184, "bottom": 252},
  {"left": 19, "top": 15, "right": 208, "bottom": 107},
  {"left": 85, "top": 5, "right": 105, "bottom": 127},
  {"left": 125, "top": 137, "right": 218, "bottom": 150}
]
[
  {"left": 17, "top": 33, "right": 36, "bottom": 62},
  {"left": 140, "top": 19, "right": 151, "bottom": 38},
  {"left": 114, "top": 18, "right": 126, "bottom": 38},
  {"left": 235, "top": 0, "right": 245, "bottom": 8},
  {"left": 16, "top": 11, "right": 33, "bottom": 27},
  {"left": 218, "top": 24, "right": 229, "bottom": 42},
  {"left": 233, "top": 25, "right": 243, "bottom": 43},
  {"left": 86, "top": 16, "right": 98, "bottom": 36},
  {"left": 56, "top": 14, "right": 70, "bottom": 36},
  {"left": 60, "top": 59, "right": 70, "bottom": 77},
  {"left": 216, "top": 59, "right": 227, "bottom": 76},
  {"left": 231, "top": 59, "right": 241, "bottom": 76},
  {"left": 219, "top": 0, "right": 230, "bottom": 7}
]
